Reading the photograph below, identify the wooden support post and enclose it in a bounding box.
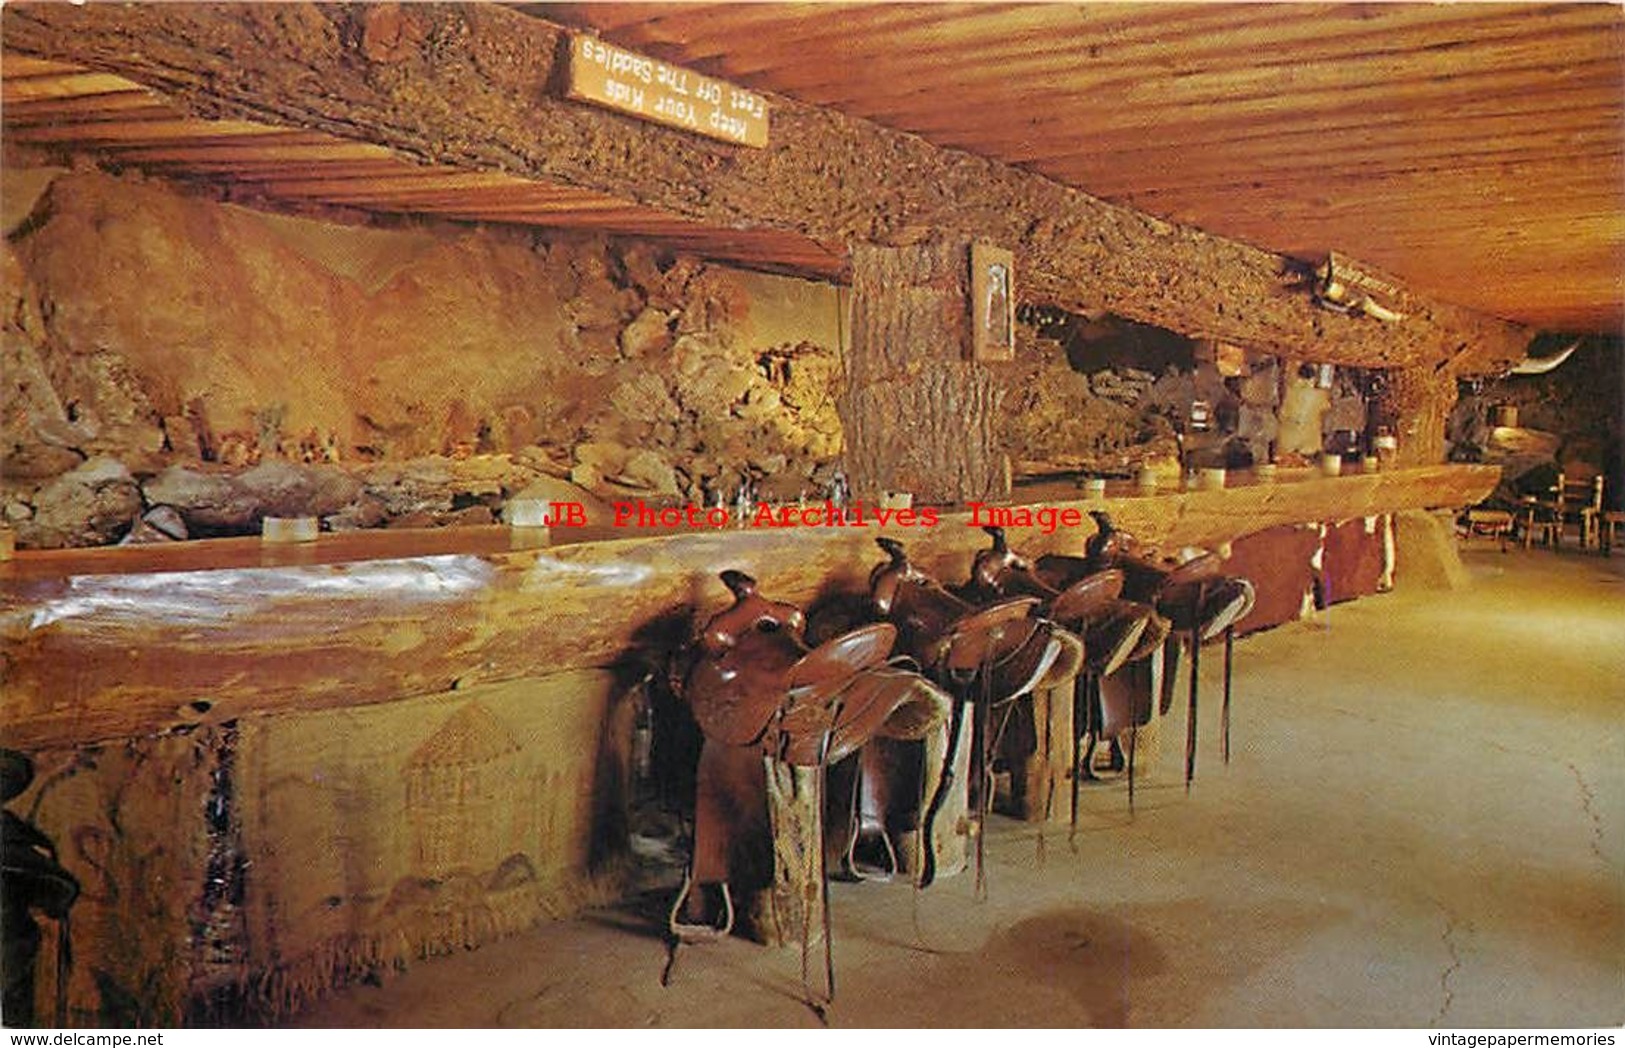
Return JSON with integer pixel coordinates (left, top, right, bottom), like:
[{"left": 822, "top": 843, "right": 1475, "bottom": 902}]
[
  {"left": 760, "top": 761, "right": 824, "bottom": 957},
  {"left": 1017, "top": 682, "right": 1074, "bottom": 823},
  {"left": 840, "top": 240, "right": 1009, "bottom": 505},
  {"left": 1374, "top": 364, "right": 1460, "bottom": 467}
]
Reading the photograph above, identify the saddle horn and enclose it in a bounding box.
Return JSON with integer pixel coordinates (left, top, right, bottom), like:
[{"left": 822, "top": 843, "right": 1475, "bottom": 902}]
[
  {"left": 1086, "top": 511, "right": 1117, "bottom": 561},
  {"left": 875, "top": 536, "right": 908, "bottom": 564},
  {"left": 719, "top": 569, "right": 758, "bottom": 599}
]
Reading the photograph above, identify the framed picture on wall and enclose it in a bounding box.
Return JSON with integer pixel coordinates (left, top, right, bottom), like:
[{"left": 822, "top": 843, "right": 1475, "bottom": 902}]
[{"left": 970, "top": 242, "right": 1015, "bottom": 363}]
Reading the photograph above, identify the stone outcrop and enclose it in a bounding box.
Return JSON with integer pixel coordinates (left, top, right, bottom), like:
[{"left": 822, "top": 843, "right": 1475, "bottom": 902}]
[
  {"left": 17, "top": 456, "right": 142, "bottom": 548},
  {"left": 998, "top": 314, "right": 1403, "bottom": 477},
  {"left": 143, "top": 461, "right": 363, "bottom": 534},
  {"left": 2, "top": 168, "right": 848, "bottom": 547},
  {"left": 3, "top": 164, "right": 1504, "bottom": 548}
]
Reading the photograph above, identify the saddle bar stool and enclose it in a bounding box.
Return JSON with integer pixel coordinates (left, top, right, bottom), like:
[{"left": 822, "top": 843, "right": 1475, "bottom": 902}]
[
  {"left": 670, "top": 570, "right": 951, "bottom": 1009},
  {"left": 868, "top": 536, "right": 1078, "bottom": 894},
  {"left": 1019, "top": 559, "right": 1164, "bottom": 817},
  {"left": 1151, "top": 561, "right": 1256, "bottom": 788},
  {"left": 966, "top": 527, "right": 1162, "bottom": 818},
  {"left": 1085, "top": 513, "right": 1255, "bottom": 790}
]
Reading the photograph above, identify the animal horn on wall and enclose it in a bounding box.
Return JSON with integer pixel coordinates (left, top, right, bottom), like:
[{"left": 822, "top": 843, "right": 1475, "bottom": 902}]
[
  {"left": 1507, "top": 337, "right": 1582, "bottom": 375},
  {"left": 1312, "top": 252, "right": 1408, "bottom": 323},
  {"left": 1358, "top": 298, "right": 1407, "bottom": 323}
]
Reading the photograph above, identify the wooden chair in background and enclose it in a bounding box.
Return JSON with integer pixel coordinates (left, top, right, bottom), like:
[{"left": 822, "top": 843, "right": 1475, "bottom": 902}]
[
  {"left": 1522, "top": 473, "right": 1605, "bottom": 551},
  {"left": 1599, "top": 510, "right": 1625, "bottom": 555}
]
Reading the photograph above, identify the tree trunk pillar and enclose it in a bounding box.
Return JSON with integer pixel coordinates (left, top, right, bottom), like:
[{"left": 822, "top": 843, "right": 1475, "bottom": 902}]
[
  {"left": 1373, "top": 363, "right": 1459, "bottom": 467},
  {"left": 839, "top": 239, "right": 1009, "bottom": 505}
]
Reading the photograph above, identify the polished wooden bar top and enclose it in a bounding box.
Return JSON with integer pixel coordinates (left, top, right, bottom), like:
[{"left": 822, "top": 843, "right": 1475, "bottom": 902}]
[{"left": 0, "top": 464, "right": 1496, "bottom": 750}]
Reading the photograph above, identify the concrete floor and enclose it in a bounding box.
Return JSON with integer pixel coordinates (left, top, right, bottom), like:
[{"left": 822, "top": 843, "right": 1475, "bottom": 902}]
[{"left": 293, "top": 547, "right": 1625, "bottom": 1028}]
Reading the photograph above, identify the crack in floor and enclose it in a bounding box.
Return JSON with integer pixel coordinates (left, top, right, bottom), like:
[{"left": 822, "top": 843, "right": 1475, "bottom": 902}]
[
  {"left": 494, "top": 983, "right": 553, "bottom": 1028},
  {"left": 1430, "top": 900, "right": 1465, "bottom": 1026},
  {"left": 1568, "top": 762, "right": 1607, "bottom": 865},
  {"left": 1312, "top": 703, "right": 1551, "bottom": 763}
]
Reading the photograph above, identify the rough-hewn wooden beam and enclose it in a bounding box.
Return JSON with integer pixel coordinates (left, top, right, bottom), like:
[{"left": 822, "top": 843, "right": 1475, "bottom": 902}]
[
  {"left": 0, "top": 464, "right": 1499, "bottom": 752},
  {"left": 1, "top": 2, "right": 1531, "bottom": 372}
]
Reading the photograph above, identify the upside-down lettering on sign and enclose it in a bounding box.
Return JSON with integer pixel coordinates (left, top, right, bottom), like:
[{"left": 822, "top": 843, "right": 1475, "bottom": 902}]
[
  {"left": 1314, "top": 251, "right": 1410, "bottom": 323},
  {"left": 565, "top": 34, "right": 770, "bottom": 148}
]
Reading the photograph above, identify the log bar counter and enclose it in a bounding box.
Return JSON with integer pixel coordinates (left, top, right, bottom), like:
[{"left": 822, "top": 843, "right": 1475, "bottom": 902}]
[{"left": 1, "top": 464, "right": 1495, "bottom": 755}]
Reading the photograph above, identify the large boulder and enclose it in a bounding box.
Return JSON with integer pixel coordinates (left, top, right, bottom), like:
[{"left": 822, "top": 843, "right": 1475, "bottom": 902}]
[
  {"left": 618, "top": 307, "right": 675, "bottom": 359},
  {"left": 569, "top": 441, "right": 680, "bottom": 498},
  {"left": 144, "top": 460, "right": 362, "bottom": 533},
  {"left": 142, "top": 466, "right": 250, "bottom": 530},
  {"left": 357, "top": 454, "right": 542, "bottom": 520},
  {"left": 19, "top": 457, "right": 141, "bottom": 548},
  {"left": 505, "top": 476, "right": 611, "bottom": 524},
  {"left": 237, "top": 460, "right": 362, "bottom": 519}
]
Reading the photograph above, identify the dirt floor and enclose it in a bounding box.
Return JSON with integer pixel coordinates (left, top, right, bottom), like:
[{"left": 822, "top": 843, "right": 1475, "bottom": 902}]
[{"left": 291, "top": 545, "right": 1625, "bottom": 1029}]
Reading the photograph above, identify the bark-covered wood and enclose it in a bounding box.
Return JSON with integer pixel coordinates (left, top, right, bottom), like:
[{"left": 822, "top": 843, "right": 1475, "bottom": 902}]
[
  {"left": 0, "top": 464, "right": 1498, "bottom": 752},
  {"left": 1373, "top": 365, "right": 1460, "bottom": 466},
  {"left": 0, "top": 2, "right": 1531, "bottom": 373},
  {"left": 840, "top": 240, "right": 1007, "bottom": 504}
]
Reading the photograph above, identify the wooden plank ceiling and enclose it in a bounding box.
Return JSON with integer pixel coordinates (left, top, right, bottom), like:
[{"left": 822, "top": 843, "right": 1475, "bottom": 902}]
[{"left": 4, "top": 3, "right": 1623, "bottom": 334}]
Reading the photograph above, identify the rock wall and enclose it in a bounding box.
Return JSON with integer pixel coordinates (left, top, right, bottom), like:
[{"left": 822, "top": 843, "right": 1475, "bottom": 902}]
[
  {"left": 2, "top": 168, "right": 844, "bottom": 546},
  {"left": 5, "top": 167, "right": 1427, "bottom": 549},
  {"left": 1003, "top": 313, "right": 1379, "bottom": 478}
]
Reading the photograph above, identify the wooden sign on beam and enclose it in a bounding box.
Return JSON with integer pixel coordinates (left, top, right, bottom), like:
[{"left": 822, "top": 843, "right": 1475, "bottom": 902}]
[{"left": 565, "top": 34, "right": 770, "bottom": 148}]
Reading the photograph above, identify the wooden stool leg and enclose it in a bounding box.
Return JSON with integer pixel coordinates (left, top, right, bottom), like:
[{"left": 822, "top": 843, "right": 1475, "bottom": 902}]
[
  {"left": 1222, "top": 625, "right": 1234, "bottom": 764},
  {"left": 1126, "top": 687, "right": 1138, "bottom": 814},
  {"left": 1185, "top": 632, "right": 1199, "bottom": 791}
]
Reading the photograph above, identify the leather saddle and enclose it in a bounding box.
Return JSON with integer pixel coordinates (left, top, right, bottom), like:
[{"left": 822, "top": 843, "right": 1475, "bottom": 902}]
[
  {"left": 672, "top": 570, "right": 950, "bottom": 942},
  {"left": 866, "top": 537, "right": 1081, "bottom": 887},
  {"left": 1053, "top": 512, "right": 1257, "bottom": 785},
  {"left": 871, "top": 537, "right": 1068, "bottom": 698},
  {"left": 970, "top": 525, "right": 1159, "bottom": 680},
  {"left": 966, "top": 526, "right": 1166, "bottom": 819},
  {"left": 1067, "top": 512, "right": 1253, "bottom": 630}
]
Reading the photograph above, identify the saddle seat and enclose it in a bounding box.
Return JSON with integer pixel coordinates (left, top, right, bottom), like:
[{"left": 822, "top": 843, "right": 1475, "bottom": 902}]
[
  {"left": 1033, "top": 556, "right": 1160, "bottom": 680},
  {"left": 1148, "top": 550, "right": 1228, "bottom": 628},
  {"left": 872, "top": 538, "right": 1070, "bottom": 700},
  {"left": 684, "top": 572, "right": 949, "bottom": 766}
]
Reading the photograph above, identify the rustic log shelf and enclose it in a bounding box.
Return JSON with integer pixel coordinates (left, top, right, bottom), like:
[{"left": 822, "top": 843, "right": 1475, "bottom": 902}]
[{"left": 0, "top": 464, "right": 1497, "bottom": 752}]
